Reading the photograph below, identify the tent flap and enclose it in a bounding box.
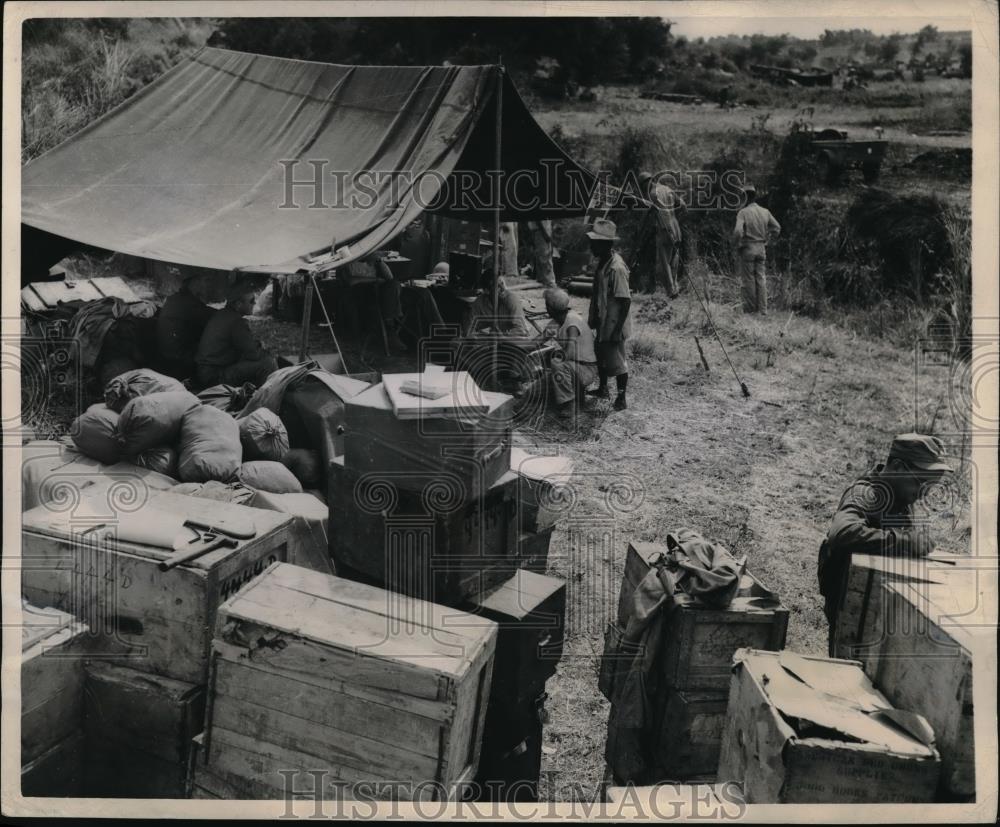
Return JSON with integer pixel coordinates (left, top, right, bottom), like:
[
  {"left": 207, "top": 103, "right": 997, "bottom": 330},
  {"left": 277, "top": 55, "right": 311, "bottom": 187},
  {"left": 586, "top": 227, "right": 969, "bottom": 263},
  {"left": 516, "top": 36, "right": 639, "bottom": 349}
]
[{"left": 22, "top": 48, "right": 597, "bottom": 273}]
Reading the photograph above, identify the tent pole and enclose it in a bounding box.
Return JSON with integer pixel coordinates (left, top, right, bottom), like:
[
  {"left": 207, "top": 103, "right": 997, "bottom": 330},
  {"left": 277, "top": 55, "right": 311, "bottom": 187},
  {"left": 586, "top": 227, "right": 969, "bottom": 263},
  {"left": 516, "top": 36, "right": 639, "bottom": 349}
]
[
  {"left": 492, "top": 61, "right": 503, "bottom": 376},
  {"left": 299, "top": 278, "right": 313, "bottom": 362}
]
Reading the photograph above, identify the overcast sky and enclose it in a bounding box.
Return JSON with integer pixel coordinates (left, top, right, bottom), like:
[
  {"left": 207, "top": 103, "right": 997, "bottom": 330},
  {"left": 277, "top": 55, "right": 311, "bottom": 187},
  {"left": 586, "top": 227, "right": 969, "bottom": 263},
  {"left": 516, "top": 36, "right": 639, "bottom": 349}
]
[{"left": 670, "top": 16, "right": 971, "bottom": 40}]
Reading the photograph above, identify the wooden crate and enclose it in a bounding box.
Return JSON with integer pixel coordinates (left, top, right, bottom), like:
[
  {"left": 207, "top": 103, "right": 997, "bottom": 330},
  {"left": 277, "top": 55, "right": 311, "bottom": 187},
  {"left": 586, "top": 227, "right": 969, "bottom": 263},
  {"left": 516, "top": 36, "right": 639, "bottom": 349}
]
[
  {"left": 654, "top": 690, "right": 729, "bottom": 779},
  {"left": 203, "top": 562, "right": 497, "bottom": 801},
  {"left": 21, "top": 604, "right": 89, "bottom": 765},
  {"left": 20, "top": 731, "right": 85, "bottom": 798},
  {"left": 342, "top": 382, "right": 514, "bottom": 500},
  {"left": 874, "top": 568, "right": 985, "bottom": 800},
  {"left": 21, "top": 489, "right": 293, "bottom": 684},
  {"left": 833, "top": 551, "right": 965, "bottom": 678},
  {"left": 509, "top": 448, "right": 574, "bottom": 534},
  {"left": 718, "top": 649, "right": 940, "bottom": 803},
  {"left": 329, "top": 458, "right": 519, "bottom": 605},
  {"left": 83, "top": 663, "right": 205, "bottom": 798},
  {"left": 461, "top": 570, "right": 566, "bottom": 705}
]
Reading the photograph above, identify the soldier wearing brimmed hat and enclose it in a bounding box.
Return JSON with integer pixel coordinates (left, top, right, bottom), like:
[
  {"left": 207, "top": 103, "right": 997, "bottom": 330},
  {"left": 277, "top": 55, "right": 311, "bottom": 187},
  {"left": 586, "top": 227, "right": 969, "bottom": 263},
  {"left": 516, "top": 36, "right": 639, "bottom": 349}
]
[
  {"left": 585, "top": 218, "right": 632, "bottom": 411},
  {"left": 817, "top": 433, "right": 954, "bottom": 654},
  {"left": 733, "top": 183, "right": 780, "bottom": 314}
]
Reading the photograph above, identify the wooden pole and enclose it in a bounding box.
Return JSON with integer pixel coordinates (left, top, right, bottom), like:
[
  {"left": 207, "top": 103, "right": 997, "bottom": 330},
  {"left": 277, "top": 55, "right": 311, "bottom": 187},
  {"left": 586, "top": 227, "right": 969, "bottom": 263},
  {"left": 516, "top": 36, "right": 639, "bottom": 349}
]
[
  {"left": 492, "top": 62, "right": 503, "bottom": 379},
  {"left": 299, "top": 279, "right": 313, "bottom": 362}
]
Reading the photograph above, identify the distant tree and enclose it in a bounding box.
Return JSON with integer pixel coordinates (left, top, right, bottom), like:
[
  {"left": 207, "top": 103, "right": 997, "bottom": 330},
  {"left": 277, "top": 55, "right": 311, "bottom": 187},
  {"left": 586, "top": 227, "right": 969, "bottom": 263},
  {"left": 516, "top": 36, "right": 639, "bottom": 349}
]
[
  {"left": 720, "top": 42, "right": 750, "bottom": 70},
  {"left": 913, "top": 24, "right": 939, "bottom": 55},
  {"left": 788, "top": 44, "right": 818, "bottom": 64},
  {"left": 879, "top": 34, "right": 902, "bottom": 63}
]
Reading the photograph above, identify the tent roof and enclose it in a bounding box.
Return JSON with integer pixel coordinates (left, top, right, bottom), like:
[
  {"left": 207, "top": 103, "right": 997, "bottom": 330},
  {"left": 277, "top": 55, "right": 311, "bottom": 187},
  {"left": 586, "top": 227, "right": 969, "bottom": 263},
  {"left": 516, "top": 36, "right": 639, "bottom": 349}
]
[{"left": 21, "top": 47, "right": 599, "bottom": 274}]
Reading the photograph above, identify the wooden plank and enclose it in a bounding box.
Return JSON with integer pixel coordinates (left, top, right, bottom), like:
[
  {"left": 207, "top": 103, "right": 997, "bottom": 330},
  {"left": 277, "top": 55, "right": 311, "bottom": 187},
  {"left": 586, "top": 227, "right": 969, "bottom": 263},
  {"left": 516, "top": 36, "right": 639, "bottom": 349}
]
[
  {"left": 211, "top": 693, "right": 440, "bottom": 780},
  {"left": 214, "top": 618, "right": 446, "bottom": 701},
  {"left": 211, "top": 641, "right": 453, "bottom": 722},
  {"left": 212, "top": 658, "right": 444, "bottom": 756},
  {"left": 88, "top": 276, "right": 142, "bottom": 302},
  {"left": 83, "top": 662, "right": 205, "bottom": 764},
  {"left": 218, "top": 564, "right": 495, "bottom": 677}
]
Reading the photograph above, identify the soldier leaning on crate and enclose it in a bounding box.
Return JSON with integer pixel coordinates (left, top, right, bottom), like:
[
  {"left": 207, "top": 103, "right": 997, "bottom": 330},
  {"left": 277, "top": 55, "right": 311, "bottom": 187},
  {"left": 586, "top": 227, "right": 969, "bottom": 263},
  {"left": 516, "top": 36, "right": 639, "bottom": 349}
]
[{"left": 817, "top": 433, "right": 954, "bottom": 655}]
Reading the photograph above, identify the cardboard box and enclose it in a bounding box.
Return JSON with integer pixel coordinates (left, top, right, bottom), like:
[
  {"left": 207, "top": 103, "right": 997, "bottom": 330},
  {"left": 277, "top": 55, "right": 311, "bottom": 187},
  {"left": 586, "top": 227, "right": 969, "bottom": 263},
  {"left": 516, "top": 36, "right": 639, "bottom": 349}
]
[
  {"left": 203, "top": 563, "right": 497, "bottom": 801},
  {"left": 718, "top": 649, "right": 940, "bottom": 803},
  {"left": 874, "top": 565, "right": 986, "bottom": 800},
  {"left": 21, "top": 489, "right": 293, "bottom": 684},
  {"left": 21, "top": 603, "right": 89, "bottom": 765},
  {"left": 329, "top": 458, "right": 519, "bottom": 605}
]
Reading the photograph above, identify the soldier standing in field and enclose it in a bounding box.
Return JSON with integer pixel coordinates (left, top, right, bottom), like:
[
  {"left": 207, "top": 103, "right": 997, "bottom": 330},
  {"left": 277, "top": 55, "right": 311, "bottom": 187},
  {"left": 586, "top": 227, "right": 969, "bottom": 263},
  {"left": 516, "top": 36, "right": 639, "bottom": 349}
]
[
  {"left": 639, "top": 171, "right": 684, "bottom": 298},
  {"left": 586, "top": 218, "right": 632, "bottom": 412},
  {"left": 733, "top": 183, "right": 781, "bottom": 314}
]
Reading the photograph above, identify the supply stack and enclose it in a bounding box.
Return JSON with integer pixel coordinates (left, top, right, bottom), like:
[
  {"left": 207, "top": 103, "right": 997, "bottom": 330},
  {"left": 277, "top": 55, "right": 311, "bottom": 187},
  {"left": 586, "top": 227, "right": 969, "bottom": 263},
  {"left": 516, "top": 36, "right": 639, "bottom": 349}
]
[
  {"left": 328, "top": 370, "right": 572, "bottom": 800},
  {"left": 20, "top": 487, "right": 294, "bottom": 797},
  {"left": 601, "top": 537, "right": 789, "bottom": 785}
]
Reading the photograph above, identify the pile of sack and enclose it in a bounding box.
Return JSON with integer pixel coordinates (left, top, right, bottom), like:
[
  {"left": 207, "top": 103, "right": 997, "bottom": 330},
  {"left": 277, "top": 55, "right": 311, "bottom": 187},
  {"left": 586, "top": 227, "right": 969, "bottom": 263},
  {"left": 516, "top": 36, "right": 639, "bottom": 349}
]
[{"left": 71, "top": 369, "right": 322, "bottom": 495}]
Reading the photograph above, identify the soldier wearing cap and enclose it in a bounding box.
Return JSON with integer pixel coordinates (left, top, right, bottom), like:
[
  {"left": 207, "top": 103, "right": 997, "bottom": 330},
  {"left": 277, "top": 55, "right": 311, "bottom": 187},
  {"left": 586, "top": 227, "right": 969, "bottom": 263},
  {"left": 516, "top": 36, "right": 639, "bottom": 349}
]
[
  {"left": 817, "top": 433, "right": 954, "bottom": 654},
  {"left": 586, "top": 218, "right": 632, "bottom": 411},
  {"left": 195, "top": 282, "right": 278, "bottom": 388},
  {"left": 733, "top": 183, "right": 781, "bottom": 314},
  {"left": 522, "top": 287, "right": 598, "bottom": 419},
  {"left": 639, "top": 171, "right": 684, "bottom": 298}
]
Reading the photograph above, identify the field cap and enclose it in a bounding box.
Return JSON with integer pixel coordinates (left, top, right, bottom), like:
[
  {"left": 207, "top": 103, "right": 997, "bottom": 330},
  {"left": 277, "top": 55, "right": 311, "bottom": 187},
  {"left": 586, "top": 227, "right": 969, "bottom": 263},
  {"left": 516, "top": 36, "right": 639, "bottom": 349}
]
[
  {"left": 741, "top": 182, "right": 757, "bottom": 194},
  {"left": 430, "top": 261, "right": 450, "bottom": 276},
  {"left": 544, "top": 287, "right": 571, "bottom": 311},
  {"left": 888, "top": 433, "right": 953, "bottom": 474},
  {"left": 638, "top": 171, "right": 654, "bottom": 184},
  {"left": 586, "top": 218, "right": 619, "bottom": 241}
]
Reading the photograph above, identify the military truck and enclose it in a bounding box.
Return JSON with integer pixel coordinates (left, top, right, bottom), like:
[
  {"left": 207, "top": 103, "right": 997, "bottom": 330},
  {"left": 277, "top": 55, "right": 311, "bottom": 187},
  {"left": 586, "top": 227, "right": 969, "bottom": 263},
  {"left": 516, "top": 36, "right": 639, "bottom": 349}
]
[{"left": 808, "top": 127, "right": 888, "bottom": 184}]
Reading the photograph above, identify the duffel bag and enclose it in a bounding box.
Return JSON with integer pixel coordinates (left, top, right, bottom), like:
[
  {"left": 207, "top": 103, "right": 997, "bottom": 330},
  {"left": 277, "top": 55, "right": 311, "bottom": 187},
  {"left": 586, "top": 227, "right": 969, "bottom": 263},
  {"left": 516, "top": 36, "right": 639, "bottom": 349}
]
[
  {"left": 235, "top": 461, "right": 303, "bottom": 494},
  {"left": 104, "top": 369, "right": 186, "bottom": 413},
  {"left": 238, "top": 409, "right": 289, "bottom": 462},
  {"left": 70, "top": 403, "right": 122, "bottom": 465},
  {"left": 116, "top": 391, "right": 200, "bottom": 455},
  {"left": 177, "top": 404, "right": 242, "bottom": 483}
]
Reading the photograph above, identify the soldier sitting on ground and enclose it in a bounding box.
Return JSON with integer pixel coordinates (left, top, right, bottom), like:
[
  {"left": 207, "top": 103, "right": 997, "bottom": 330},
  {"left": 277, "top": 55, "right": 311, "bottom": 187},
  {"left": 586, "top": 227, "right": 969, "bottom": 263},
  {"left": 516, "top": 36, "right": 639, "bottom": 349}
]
[{"left": 195, "top": 284, "right": 278, "bottom": 388}]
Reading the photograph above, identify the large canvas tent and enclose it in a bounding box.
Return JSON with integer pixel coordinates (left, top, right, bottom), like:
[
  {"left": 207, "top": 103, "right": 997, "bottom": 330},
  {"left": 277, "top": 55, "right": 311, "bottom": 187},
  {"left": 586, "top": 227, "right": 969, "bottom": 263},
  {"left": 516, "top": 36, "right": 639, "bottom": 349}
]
[{"left": 21, "top": 47, "right": 604, "bottom": 275}]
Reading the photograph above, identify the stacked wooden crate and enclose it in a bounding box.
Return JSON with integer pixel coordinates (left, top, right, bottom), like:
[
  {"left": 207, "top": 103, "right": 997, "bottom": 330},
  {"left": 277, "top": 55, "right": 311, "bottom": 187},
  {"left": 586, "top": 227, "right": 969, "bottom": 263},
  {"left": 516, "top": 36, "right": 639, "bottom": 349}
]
[
  {"left": 718, "top": 649, "right": 941, "bottom": 803},
  {"left": 20, "top": 488, "right": 294, "bottom": 798},
  {"left": 193, "top": 562, "right": 497, "bottom": 800},
  {"left": 460, "top": 569, "right": 566, "bottom": 801},
  {"left": 509, "top": 448, "right": 574, "bottom": 576},
  {"left": 84, "top": 664, "right": 205, "bottom": 798},
  {"left": 602, "top": 542, "right": 789, "bottom": 783},
  {"left": 21, "top": 603, "right": 90, "bottom": 797},
  {"left": 331, "top": 373, "right": 520, "bottom": 604}
]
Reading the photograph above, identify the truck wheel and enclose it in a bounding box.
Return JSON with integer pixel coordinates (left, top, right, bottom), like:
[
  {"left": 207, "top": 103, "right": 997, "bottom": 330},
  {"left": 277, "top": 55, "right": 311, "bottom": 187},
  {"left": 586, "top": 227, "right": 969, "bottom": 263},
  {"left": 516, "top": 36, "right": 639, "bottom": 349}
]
[{"left": 862, "top": 161, "right": 881, "bottom": 184}]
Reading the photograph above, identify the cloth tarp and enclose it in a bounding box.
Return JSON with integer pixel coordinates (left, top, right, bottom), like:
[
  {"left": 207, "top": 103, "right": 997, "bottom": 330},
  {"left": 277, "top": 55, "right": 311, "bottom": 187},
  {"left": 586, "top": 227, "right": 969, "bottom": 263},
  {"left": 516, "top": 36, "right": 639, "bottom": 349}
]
[{"left": 22, "top": 47, "right": 599, "bottom": 274}]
